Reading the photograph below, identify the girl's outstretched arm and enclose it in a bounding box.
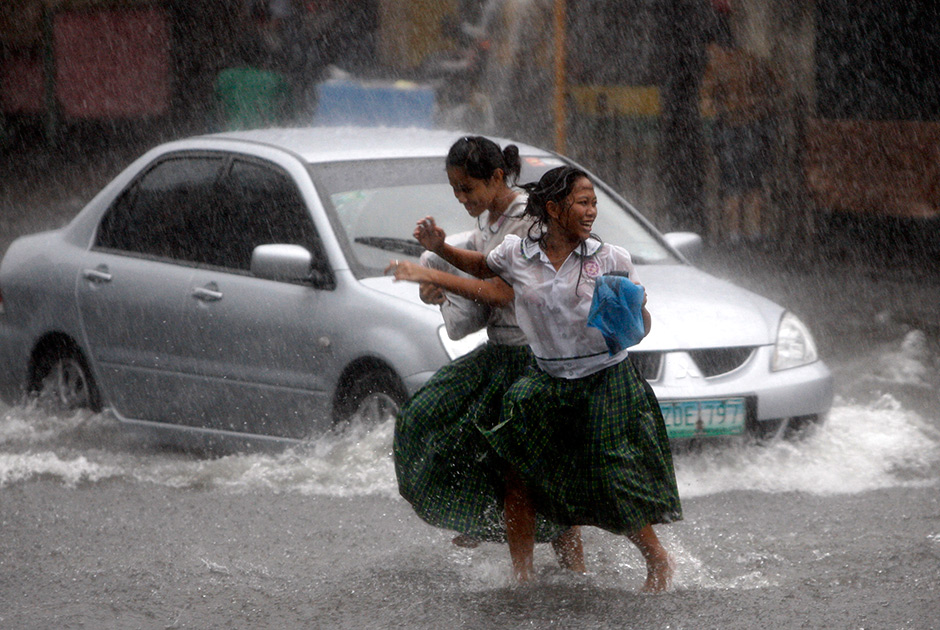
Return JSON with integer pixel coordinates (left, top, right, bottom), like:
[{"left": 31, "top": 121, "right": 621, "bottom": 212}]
[
  {"left": 385, "top": 260, "right": 513, "bottom": 306},
  {"left": 414, "top": 216, "right": 496, "bottom": 279}
]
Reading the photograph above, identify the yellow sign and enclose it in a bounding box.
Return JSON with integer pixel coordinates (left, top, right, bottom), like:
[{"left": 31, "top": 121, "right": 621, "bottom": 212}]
[{"left": 568, "top": 85, "right": 662, "bottom": 117}]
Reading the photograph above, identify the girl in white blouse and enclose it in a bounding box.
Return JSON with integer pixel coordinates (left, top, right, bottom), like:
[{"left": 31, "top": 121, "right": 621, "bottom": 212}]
[{"left": 395, "top": 165, "right": 681, "bottom": 589}]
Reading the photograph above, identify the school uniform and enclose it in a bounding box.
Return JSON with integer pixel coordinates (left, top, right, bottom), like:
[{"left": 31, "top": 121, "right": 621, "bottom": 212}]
[
  {"left": 485, "top": 234, "right": 682, "bottom": 535},
  {"left": 394, "top": 196, "right": 566, "bottom": 542}
]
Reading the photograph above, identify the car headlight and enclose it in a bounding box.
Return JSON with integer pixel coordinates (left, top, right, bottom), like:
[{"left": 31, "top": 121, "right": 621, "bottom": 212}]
[
  {"left": 437, "top": 325, "right": 487, "bottom": 360},
  {"left": 772, "top": 311, "right": 819, "bottom": 371}
]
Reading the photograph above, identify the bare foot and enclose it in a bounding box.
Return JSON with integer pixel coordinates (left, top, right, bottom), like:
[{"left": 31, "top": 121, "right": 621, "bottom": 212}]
[
  {"left": 627, "top": 525, "right": 673, "bottom": 593},
  {"left": 641, "top": 552, "right": 674, "bottom": 593},
  {"left": 512, "top": 562, "right": 535, "bottom": 584},
  {"left": 551, "top": 527, "right": 586, "bottom": 573},
  {"left": 451, "top": 534, "right": 481, "bottom": 549}
]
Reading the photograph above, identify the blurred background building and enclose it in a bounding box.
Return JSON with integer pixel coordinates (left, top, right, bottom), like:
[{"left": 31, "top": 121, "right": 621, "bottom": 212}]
[{"left": 2, "top": 0, "right": 938, "bottom": 252}]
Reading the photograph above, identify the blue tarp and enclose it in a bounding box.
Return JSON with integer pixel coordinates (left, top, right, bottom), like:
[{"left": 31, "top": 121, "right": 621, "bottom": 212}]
[{"left": 314, "top": 80, "right": 435, "bottom": 128}]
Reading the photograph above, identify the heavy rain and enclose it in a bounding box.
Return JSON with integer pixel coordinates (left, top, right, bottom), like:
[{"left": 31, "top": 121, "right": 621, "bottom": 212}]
[{"left": 1, "top": 0, "right": 939, "bottom": 628}]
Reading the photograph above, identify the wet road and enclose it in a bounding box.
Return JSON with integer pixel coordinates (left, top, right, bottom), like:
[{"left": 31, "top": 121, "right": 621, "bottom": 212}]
[
  {"left": 1, "top": 391, "right": 937, "bottom": 629},
  {"left": 2, "top": 140, "right": 939, "bottom": 629}
]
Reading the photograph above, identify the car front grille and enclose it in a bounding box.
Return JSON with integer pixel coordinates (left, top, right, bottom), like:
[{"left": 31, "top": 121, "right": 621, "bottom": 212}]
[
  {"left": 630, "top": 347, "right": 756, "bottom": 381},
  {"left": 688, "top": 347, "right": 756, "bottom": 377}
]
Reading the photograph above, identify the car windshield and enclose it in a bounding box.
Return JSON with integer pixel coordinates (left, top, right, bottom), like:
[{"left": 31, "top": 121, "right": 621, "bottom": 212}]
[{"left": 309, "top": 156, "right": 678, "bottom": 277}]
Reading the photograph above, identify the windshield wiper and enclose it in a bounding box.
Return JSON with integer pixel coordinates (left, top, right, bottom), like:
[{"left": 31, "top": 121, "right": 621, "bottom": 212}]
[{"left": 354, "top": 236, "right": 425, "bottom": 257}]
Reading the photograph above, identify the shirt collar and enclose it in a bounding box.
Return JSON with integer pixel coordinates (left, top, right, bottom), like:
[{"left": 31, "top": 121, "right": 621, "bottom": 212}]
[
  {"left": 520, "top": 235, "right": 603, "bottom": 260},
  {"left": 504, "top": 193, "right": 528, "bottom": 218},
  {"left": 481, "top": 193, "right": 528, "bottom": 233}
]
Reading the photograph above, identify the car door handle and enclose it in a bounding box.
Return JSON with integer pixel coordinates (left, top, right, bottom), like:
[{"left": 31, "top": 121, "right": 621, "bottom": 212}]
[
  {"left": 82, "top": 266, "right": 112, "bottom": 283},
  {"left": 192, "top": 284, "right": 223, "bottom": 302}
]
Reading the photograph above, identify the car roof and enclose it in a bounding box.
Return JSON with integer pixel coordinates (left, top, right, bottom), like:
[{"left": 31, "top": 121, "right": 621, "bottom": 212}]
[{"left": 198, "top": 127, "right": 555, "bottom": 164}]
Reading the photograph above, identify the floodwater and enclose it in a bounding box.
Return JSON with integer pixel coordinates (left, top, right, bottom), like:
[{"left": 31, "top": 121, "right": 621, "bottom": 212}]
[
  {"left": 1, "top": 313, "right": 938, "bottom": 628},
  {"left": 1, "top": 373, "right": 936, "bottom": 503}
]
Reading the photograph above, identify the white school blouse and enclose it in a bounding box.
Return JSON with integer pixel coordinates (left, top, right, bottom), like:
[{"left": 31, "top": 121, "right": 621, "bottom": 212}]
[
  {"left": 419, "top": 195, "right": 531, "bottom": 345},
  {"left": 486, "top": 234, "right": 639, "bottom": 379}
]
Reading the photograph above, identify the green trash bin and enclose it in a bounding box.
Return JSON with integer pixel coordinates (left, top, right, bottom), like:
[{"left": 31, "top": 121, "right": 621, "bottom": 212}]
[{"left": 214, "top": 66, "right": 289, "bottom": 130}]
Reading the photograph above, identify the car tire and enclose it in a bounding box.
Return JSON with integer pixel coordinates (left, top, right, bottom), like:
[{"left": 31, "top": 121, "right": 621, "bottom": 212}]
[
  {"left": 32, "top": 344, "right": 102, "bottom": 413},
  {"left": 334, "top": 370, "right": 406, "bottom": 427},
  {"left": 783, "top": 414, "right": 824, "bottom": 441}
]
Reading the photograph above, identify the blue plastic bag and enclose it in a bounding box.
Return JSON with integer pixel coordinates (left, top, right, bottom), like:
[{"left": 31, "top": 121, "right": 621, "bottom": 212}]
[{"left": 587, "top": 273, "right": 646, "bottom": 355}]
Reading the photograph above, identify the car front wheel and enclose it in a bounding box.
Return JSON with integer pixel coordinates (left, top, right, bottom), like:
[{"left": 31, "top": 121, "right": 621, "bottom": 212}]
[{"left": 335, "top": 370, "right": 406, "bottom": 427}]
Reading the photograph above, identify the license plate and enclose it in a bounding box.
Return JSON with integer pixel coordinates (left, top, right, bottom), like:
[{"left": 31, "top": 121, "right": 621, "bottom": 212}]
[{"left": 660, "top": 398, "right": 747, "bottom": 439}]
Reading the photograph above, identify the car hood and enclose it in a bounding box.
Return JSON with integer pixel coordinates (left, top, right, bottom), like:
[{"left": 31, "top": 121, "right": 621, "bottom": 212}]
[
  {"left": 360, "top": 266, "right": 785, "bottom": 351},
  {"left": 358, "top": 276, "right": 442, "bottom": 313},
  {"left": 637, "top": 265, "right": 783, "bottom": 351}
]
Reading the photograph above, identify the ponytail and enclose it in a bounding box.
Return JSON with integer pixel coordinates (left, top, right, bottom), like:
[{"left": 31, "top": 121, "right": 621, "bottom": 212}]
[{"left": 446, "top": 136, "right": 521, "bottom": 185}]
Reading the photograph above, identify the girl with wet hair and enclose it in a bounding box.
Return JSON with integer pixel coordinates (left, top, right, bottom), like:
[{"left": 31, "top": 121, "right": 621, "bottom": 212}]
[
  {"left": 388, "top": 137, "right": 584, "bottom": 573},
  {"left": 519, "top": 165, "right": 600, "bottom": 272},
  {"left": 396, "top": 165, "right": 681, "bottom": 588}
]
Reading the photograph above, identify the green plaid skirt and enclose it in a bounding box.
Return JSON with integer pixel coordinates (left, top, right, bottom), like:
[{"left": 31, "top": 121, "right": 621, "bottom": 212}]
[
  {"left": 486, "top": 358, "right": 682, "bottom": 535},
  {"left": 394, "top": 343, "right": 567, "bottom": 542}
]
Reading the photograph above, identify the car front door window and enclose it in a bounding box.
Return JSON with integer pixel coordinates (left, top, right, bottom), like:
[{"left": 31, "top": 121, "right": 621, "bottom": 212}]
[{"left": 207, "top": 159, "right": 325, "bottom": 279}]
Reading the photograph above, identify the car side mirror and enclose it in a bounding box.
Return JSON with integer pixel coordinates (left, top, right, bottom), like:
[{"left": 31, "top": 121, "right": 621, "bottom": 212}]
[
  {"left": 251, "top": 244, "right": 315, "bottom": 282},
  {"left": 663, "top": 232, "right": 703, "bottom": 263}
]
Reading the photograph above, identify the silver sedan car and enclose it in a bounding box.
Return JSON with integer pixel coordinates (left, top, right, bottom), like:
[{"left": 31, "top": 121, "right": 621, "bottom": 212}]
[{"left": 0, "top": 127, "right": 832, "bottom": 445}]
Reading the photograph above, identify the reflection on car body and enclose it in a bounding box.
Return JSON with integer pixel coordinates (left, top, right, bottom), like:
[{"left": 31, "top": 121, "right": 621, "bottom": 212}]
[{"left": 0, "top": 127, "right": 833, "bottom": 446}]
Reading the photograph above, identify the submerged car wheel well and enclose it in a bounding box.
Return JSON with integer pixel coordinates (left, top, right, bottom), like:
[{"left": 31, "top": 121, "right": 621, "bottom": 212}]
[
  {"left": 28, "top": 333, "right": 102, "bottom": 412},
  {"left": 332, "top": 359, "right": 407, "bottom": 424}
]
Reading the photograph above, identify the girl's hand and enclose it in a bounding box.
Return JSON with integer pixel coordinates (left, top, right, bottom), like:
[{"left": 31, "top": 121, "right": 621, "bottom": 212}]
[
  {"left": 385, "top": 259, "right": 430, "bottom": 283},
  {"left": 419, "top": 282, "right": 446, "bottom": 305},
  {"left": 414, "top": 216, "right": 446, "bottom": 253}
]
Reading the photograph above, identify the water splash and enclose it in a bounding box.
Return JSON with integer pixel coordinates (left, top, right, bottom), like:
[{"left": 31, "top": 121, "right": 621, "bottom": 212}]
[
  {"left": 0, "top": 403, "right": 400, "bottom": 495},
  {"left": 0, "top": 390, "right": 936, "bottom": 496},
  {"left": 0, "top": 451, "right": 120, "bottom": 487},
  {"left": 676, "top": 394, "right": 939, "bottom": 498},
  {"left": 133, "top": 420, "right": 398, "bottom": 497},
  {"left": 871, "top": 329, "right": 937, "bottom": 387}
]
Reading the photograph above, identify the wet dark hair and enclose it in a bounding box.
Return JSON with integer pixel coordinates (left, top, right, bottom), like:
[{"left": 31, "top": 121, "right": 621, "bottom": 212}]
[
  {"left": 521, "top": 165, "right": 591, "bottom": 240},
  {"left": 445, "top": 136, "right": 522, "bottom": 185},
  {"left": 521, "top": 165, "right": 597, "bottom": 294}
]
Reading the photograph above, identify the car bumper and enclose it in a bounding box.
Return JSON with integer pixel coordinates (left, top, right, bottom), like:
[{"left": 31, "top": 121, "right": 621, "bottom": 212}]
[{"left": 648, "top": 346, "right": 834, "bottom": 423}]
